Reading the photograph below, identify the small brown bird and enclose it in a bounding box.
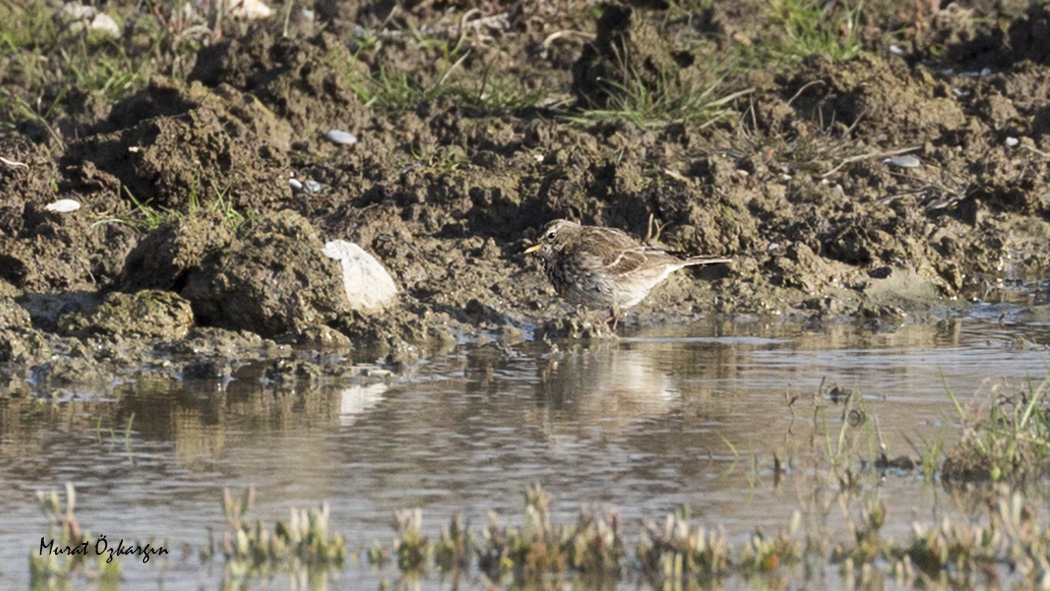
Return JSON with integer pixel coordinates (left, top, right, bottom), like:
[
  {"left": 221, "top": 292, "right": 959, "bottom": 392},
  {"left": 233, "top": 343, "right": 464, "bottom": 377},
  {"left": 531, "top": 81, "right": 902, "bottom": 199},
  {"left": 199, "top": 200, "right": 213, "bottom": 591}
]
[{"left": 524, "top": 219, "right": 730, "bottom": 326}]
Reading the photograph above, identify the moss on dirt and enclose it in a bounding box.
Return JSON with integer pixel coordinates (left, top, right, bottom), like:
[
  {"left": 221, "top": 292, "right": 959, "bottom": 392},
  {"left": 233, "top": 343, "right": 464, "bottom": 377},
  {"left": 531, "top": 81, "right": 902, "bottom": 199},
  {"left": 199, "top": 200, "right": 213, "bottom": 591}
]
[{"left": 58, "top": 290, "right": 194, "bottom": 340}]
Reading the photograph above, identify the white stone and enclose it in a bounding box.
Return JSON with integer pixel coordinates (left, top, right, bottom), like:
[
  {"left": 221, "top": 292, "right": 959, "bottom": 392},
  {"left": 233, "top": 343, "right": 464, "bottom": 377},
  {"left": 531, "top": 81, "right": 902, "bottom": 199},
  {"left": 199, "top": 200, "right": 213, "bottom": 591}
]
[
  {"left": 57, "top": 3, "right": 120, "bottom": 38},
  {"left": 326, "top": 129, "right": 358, "bottom": 145},
  {"left": 57, "top": 3, "right": 95, "bottom": 24},
  {"left": 90, "top": 13, "right": 120, "bottom": 37},
  {"left": 321, "top": 240, "right": 397, "bottom": 311},
  {"left": 226, "top": 0, "right": 272, "bottom": 20},
  {"left": 45, "top": 199, "right": 81, "bottom": 213},
  {"left": 883, "top": 155, "right": 921, "bottom": 168}
]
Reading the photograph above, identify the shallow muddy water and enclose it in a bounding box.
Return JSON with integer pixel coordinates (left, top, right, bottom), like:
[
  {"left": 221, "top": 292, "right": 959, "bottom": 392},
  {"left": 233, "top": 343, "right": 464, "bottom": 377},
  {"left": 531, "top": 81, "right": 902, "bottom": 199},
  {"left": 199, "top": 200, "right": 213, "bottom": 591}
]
[{"left": 3, "top": 311, "right": 1050, "bottom": 589}]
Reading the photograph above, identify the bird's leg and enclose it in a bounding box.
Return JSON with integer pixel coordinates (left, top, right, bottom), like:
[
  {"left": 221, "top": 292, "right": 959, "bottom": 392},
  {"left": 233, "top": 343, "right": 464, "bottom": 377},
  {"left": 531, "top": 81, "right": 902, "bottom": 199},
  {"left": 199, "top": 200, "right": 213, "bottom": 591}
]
[{"left": 606, "top": 306, "right": 622, "bottom": 331}]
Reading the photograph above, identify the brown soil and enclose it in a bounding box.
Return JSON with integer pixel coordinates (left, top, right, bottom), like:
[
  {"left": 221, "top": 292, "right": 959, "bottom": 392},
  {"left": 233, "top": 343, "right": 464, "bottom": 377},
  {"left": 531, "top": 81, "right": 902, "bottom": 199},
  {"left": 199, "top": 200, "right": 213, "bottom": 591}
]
[{"left": 2, "top": 0, "right": 1050, "bottom": 382}]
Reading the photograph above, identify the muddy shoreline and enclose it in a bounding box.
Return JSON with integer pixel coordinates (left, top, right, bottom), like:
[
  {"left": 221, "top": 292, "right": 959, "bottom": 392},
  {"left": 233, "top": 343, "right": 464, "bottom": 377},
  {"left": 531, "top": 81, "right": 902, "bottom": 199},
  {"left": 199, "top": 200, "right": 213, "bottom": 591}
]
[{"left": 3, "top": 1, "right": 1050, "bottom": 389}]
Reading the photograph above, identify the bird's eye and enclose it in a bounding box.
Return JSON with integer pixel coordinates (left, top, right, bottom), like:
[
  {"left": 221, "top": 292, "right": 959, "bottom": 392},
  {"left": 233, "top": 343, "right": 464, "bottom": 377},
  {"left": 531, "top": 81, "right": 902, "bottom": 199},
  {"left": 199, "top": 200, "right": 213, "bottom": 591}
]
[{"left": 546, "top": 231, "right": 556, "bottom": 240}]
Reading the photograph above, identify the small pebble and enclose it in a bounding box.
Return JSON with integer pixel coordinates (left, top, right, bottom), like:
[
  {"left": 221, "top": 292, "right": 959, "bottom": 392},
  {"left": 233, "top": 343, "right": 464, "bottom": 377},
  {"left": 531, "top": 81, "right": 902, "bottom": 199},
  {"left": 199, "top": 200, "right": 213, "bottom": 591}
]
[
  {"left": 88, "top": 13, "right": 120, "bottom": 37},
  {"left": 45, "top": 199, "right": 81, "bottom": 213},
  {"left": 326, "top": 130, "right": 358, "bottom": 146},
  {"left": 289, "top": 178, "right": 325, "bottom": 194},
  {"left": 884, "top": 155, "right": 921, "bottom": 168},
  {"left": 229, "top": 0, "right": 272, "bottom": 20},
  {"left": 57, "top": 3, "right": 120, "bottom": 38},
  {"left": 889, "top": 44, "right": 905, "bottom": 56},
  {"left": 1005, "top": 137, "right": 1019, "bottom": 147}
]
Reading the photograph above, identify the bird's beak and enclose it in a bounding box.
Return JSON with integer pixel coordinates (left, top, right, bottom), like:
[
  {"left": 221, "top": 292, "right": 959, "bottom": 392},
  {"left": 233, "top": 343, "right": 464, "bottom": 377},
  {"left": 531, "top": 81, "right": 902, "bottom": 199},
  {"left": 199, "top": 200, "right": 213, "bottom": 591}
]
[{"left": 523, "top": 243, "right": 542, "bottom": 254}]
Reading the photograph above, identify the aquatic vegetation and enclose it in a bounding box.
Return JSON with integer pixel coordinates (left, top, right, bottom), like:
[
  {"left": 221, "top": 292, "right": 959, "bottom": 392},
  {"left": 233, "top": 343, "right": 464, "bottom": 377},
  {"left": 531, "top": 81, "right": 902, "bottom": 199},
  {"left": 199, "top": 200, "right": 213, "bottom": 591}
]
[
  {"left": 873, "top": 484, "right": 1050, "bottom": 587},
  {"left": 30, "top": 460, "right": 1050, "bottom": 591},
  {"left": 477, "top": 484, "right": 573, "bottom": 582},
  {"left": 637, "top": 508, "right": 733, "bottom": 581},
  {"left": 382, "top": 484, "right": 628, "bottom": 585},
  {"left": 379, "top": 486, "right": 805, "bottom": 587},
  {"left": 29, "top": 483, "right": 121, "bottom": 586},
  {"left": 205, "top": 487, "right": 347, "bottom": 579},
  {"left": 940, "top": 380, "right": 1050, "bottom": 482},
  {"left": 393, "top": 508, "right": 428, "bottom": 572},
  {"left": 347, "top": 412, "right": 1050, "bottom": 591},
  {"left": 433, "top": 514, "right": 472, "bottom": 573},
  {"left": 565, "top": 506, "right": 625, "bottom": 576},
  {"left": 281, "top": 384, "right": 1050, "bottom": 589}
]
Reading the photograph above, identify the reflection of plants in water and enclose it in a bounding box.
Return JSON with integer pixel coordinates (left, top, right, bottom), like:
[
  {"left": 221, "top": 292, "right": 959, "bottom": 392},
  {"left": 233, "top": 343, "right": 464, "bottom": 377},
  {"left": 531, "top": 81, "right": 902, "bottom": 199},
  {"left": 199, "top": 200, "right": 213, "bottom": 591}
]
[{"left": 94, "top": 412, "right": 134, "bottom": 457}]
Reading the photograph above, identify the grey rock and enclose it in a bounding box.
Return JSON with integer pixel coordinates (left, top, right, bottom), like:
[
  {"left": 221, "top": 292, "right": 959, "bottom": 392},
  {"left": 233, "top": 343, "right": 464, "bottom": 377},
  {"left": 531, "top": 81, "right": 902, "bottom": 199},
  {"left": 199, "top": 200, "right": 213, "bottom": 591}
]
[{"left": 321, "top": 240, "right": 397, "bottom": 311}]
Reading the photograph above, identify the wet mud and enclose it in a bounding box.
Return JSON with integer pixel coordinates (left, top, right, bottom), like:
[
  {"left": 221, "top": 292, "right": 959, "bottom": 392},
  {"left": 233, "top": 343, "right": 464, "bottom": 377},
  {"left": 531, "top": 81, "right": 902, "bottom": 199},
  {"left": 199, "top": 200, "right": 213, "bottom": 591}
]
[{"left": 2, "top": 0, "right": 1050, "bottom": 386}]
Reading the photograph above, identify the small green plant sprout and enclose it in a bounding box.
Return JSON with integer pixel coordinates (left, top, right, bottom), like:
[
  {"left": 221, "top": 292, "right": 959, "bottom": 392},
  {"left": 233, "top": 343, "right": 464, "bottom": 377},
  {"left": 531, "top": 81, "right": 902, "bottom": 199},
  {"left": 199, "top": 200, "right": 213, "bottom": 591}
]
[
  {"left": 121, "top": 186, "right": 168, "bottom": 232},
  {"left": 767, "top": 0, "right": 864, "bottom": 64}
]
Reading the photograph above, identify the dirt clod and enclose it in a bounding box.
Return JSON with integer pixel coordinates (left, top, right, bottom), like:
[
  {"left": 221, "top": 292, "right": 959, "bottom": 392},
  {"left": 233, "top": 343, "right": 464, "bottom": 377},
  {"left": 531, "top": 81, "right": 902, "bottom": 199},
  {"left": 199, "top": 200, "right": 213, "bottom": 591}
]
[
  {"left": 58, "top": 290, "right": 194, "bottom": 340},
  {"left": 180, "top": 210, "right": 348, "bottom": 338}
]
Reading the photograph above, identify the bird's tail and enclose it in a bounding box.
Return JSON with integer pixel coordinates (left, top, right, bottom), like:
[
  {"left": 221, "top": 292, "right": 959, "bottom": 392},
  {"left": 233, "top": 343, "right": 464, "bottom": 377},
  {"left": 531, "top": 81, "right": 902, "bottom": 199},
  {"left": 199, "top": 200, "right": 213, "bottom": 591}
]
[{"left": 683, "top": 255, "right": 731, "bottom": 266}]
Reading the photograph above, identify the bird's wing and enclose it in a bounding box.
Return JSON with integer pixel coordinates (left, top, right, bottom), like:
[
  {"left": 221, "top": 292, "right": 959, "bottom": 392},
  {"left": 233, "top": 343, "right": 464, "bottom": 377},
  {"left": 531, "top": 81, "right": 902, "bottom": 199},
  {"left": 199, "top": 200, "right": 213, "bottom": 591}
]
[
  {"left": 574, "top": 227, "right": 654, "bottom": 275},
  {"left": 603, "top": 247, "right": 649, "bottom": 275}
]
